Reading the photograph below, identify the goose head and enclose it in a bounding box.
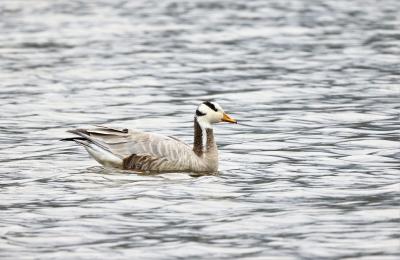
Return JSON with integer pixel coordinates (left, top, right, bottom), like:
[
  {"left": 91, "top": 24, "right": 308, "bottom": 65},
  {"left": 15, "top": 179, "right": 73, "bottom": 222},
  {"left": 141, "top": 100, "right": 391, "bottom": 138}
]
[{"left": 195, "top": 101, "right": 237, "bottom": 128}]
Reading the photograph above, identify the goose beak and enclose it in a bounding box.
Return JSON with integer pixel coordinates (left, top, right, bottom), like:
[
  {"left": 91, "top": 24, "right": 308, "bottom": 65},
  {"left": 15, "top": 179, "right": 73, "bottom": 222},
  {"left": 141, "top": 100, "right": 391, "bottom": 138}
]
[{"left": 221, "top": 113, "right": 237, "bottom": 124}]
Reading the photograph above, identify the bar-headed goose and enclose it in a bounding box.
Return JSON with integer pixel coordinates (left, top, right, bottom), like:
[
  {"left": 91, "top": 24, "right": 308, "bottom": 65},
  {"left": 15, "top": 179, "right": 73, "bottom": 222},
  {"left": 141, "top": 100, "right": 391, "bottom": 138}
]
[{"left": 63, "top": 101, "right": 237, "bottom": 173}]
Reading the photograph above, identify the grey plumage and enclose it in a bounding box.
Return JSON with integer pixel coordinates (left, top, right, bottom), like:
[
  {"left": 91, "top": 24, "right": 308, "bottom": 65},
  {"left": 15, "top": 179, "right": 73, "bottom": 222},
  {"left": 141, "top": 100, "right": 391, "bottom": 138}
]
[
  {"left": 62, "top": 101, "right": 236, "bottom": 173},
  {"left": 64, "top": 123, "right": 217, "bottom": 173}
]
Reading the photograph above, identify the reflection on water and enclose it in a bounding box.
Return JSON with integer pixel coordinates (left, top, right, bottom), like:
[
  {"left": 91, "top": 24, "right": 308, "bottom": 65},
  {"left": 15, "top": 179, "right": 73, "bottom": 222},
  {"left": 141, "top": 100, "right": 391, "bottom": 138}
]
[{"left": 0, "top": 0, "right": 399, "bottom": 259}]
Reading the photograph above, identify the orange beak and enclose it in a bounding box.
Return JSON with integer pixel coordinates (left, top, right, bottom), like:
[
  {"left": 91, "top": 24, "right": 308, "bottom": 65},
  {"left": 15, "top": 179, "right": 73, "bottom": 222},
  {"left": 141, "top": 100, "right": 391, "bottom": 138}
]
[{"left": 221, "top": 113, "right": 237, "bottom": 123}]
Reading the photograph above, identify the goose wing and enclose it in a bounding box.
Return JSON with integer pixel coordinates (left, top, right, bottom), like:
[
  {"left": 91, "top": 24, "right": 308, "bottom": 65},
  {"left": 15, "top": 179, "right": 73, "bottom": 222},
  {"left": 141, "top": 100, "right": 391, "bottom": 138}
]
[{"left": 68, "top": 126, "right": 195, "bottom": 171}]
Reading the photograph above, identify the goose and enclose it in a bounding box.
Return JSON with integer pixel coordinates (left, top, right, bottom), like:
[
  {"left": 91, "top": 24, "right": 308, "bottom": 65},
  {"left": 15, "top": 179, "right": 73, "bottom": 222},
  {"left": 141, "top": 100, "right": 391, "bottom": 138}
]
[{"left": 62, "top": 101, "right": 237, "bottom": 173}]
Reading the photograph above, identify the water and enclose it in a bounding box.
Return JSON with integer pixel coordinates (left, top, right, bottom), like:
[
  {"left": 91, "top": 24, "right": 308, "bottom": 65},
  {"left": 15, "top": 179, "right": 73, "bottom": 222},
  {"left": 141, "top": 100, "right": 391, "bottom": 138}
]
[{"left": 1, "top": 0, "right": 399, "bottom": 259}]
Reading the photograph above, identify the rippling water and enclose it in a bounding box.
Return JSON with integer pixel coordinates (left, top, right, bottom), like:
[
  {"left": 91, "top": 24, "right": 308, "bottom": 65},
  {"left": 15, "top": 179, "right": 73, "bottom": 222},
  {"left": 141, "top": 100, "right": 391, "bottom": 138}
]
[{"left": 1, "top": 0, "right": 399, "bottom": 259}]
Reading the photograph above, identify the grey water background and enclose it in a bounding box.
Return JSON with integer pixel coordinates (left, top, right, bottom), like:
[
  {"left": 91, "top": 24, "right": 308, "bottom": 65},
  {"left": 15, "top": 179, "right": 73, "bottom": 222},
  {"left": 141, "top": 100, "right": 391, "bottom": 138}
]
[{"left": 0, "top": 0, "right": 399, "bottom": 259}]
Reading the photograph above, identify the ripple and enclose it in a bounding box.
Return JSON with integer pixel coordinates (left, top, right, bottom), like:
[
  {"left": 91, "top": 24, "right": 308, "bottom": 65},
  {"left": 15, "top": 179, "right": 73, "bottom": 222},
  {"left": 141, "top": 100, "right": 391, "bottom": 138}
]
[{"left": 1, "top": 0, "right": 399, "bottom": 259}]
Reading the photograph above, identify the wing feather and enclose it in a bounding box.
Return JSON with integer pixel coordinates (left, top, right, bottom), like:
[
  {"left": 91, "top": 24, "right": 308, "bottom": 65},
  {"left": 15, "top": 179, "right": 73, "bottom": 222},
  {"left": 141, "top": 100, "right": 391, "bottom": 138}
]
[{"left": 79, "top": 126, "right": 195, "bottom": 171}]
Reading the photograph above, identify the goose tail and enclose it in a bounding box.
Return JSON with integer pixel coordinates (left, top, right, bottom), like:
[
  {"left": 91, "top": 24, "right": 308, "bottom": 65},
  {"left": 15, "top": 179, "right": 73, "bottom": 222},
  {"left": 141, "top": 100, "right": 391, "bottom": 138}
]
[{"left": 61, "top": 129, "right": 123, "bottom": 168}]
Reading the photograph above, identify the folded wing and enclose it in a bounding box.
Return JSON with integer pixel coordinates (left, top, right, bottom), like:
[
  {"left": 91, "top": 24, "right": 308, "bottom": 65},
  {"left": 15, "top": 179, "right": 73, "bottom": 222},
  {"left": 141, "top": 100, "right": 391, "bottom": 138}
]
[{"left": 67, "top": 126, "right": 195, "bottom": 172}]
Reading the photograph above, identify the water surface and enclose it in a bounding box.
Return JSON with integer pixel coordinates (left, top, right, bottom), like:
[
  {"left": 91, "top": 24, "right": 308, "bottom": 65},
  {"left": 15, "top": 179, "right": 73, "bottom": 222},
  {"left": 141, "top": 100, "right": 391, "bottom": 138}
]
[{"left": 0, "top": 0, "right": 399, "bottom": 259}]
